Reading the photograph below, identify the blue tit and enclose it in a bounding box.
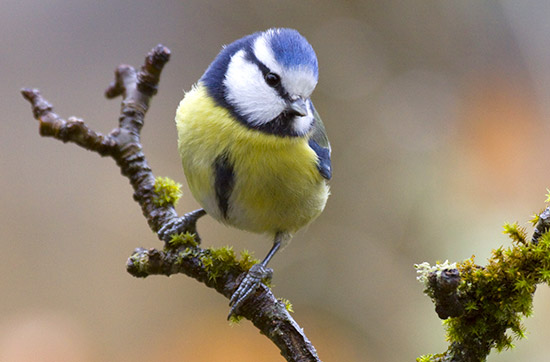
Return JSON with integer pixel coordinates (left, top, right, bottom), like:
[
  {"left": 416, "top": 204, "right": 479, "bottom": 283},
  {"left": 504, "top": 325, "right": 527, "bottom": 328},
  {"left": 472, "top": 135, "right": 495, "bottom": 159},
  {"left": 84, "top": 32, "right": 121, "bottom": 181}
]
[{"left": 175, "top": 28, "right": 331, "bottom": 317}]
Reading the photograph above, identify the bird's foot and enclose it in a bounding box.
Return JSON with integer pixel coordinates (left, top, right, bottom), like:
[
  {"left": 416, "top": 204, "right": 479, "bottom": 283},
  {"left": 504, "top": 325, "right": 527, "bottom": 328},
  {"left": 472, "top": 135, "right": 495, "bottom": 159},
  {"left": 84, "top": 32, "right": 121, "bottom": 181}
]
[
  {"left": 157, "top": 208, "right": 206, "bottom": 243},
  {"left": 228, "top": 263, "right": 273, "bottom": 319}
]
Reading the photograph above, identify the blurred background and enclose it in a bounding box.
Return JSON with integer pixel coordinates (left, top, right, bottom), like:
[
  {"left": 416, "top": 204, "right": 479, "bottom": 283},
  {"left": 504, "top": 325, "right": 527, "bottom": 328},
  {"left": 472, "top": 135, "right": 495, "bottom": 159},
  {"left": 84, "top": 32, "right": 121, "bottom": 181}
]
[{"left": 2, "top": 1, "right": 550, "bottom": 361}]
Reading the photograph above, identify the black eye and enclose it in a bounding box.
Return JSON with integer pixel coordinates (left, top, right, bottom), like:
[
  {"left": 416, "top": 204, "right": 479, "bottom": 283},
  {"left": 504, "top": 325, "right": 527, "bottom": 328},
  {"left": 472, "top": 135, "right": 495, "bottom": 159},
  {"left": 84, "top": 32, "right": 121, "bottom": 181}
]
[{"left": 264, "top": 72, "right": 281, "bottom": 87}]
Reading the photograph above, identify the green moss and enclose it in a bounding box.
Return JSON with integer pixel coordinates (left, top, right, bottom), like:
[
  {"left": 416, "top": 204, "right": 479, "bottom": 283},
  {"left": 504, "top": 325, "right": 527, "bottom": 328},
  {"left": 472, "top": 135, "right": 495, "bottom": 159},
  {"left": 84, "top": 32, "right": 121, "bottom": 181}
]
[
  {"left": 416, "top": 355, "right": 435, "bottom": 362},
  {"left": 173, "top": 247, "right": 201, "bottom": 267},
  {"left": 228, "top": 313, "right": 244, "bottom": 325},
  {"left": 197, "top": 246, "right": 266, "bottom": 284},
  {"left": 239, "top": 249, "right": 259, "bottom": 271},
  {"left": 198, "top": 246, "right": 238, "bottom": 282},
  {"left": 167, "top": 232, "right": 198, "bottom": 249},
  {"left": 278, "top": 298, "right": 294, "bottom": 313},
  {"left": 128, "top": 252, "right": 149, "bottom": 277},
  {"left": 153, "top": 176, "right": 182, "bottom": 207},
  {"left": 415, "top": 353, "right": 449, "bottom": 362},
  {"left": 418, "top": 216, "right": 550, "bottom": 360},
  {"left": 530, "top": 213, "right": 541, "bottom": 226},
  {"left": 210, "top": 246, "right": 237, "bottom": 263},
  {"left": 502, "top": 222, "right": 527, "bottom": 244}
]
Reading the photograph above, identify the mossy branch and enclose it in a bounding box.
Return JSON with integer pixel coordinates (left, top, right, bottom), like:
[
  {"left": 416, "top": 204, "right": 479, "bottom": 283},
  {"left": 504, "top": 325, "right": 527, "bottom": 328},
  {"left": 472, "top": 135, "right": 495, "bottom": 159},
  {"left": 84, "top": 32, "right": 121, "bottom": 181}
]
[
  {"left": 416, "top": 206, "right": 550, "bottom": 361},
  {"left": 21, "top": 44, "right": 321, "bottom": 362}
]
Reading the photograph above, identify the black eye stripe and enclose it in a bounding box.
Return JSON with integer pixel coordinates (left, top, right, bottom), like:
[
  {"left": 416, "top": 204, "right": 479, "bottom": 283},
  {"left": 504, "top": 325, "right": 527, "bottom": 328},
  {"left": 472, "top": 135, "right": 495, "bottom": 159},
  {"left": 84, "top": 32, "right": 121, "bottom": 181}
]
[{"left": 244, "top": 49, "right": 289, "bottom": 100}]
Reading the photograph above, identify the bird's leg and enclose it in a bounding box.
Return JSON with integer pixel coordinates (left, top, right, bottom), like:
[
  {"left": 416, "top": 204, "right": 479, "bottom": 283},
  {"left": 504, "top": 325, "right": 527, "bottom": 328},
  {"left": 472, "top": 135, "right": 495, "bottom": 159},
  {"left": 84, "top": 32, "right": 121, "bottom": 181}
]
[
  {"left": 157, "top": 208, "right": 206, "bottom": 243},
  {"left": 228, "top": 232, "right": 289, "bottom": 318}
]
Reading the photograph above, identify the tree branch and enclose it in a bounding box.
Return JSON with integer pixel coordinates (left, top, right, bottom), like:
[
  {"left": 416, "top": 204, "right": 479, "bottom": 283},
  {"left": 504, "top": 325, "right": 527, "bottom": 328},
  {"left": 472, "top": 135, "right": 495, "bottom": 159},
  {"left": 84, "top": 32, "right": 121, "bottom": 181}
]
[
  {"left": 416, "top": 207, "right": 550, "bottom": 361},
  {"left": 22, "top": 44, "right": 321, "bottom": 362}
]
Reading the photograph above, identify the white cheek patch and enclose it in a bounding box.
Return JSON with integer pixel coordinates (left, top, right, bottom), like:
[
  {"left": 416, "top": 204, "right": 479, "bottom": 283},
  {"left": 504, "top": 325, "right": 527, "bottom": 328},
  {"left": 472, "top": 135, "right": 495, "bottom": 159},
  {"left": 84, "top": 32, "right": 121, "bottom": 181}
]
[
  {"left": 224, "top": 50, "right": 286, "bottom": 126},
  {"left": 292, "top": 101, "right": 314, "bottom": 136}
]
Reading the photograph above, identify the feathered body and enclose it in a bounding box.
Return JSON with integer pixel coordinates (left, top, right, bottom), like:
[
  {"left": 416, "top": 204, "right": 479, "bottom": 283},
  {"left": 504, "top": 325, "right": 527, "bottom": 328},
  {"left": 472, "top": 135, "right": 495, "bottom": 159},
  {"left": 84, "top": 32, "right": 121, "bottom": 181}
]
[
  {"left": 176, "top": 84, "right": 329, "bottom": 235},
  {"left": 176, "top": 28, "right": 331, "bottom": 315}
]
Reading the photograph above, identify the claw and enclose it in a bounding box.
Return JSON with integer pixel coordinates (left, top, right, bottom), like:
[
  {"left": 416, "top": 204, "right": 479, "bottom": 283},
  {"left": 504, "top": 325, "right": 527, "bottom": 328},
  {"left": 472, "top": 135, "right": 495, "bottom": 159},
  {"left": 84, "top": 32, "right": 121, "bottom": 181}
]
[
  {"left": 228, "top": 263, "right": 273, "bottom": 319},
  {"left": 157, "top": 208, "right": 206, "bottom": 242},
  {"left": 227, "top": 233, "right": 287, "bottom": 318}
]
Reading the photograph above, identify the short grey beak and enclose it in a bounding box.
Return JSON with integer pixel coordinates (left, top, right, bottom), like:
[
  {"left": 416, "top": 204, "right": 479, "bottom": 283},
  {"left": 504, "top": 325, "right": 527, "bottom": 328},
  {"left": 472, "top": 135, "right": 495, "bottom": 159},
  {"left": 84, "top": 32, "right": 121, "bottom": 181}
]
[{"left": 287, "top": 98, "right": 308, "bottom": 117}]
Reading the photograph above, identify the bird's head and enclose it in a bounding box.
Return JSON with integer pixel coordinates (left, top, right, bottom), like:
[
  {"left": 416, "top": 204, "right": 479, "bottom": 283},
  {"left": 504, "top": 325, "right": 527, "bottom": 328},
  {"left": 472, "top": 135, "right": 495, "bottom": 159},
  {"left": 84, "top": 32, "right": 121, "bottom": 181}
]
[{"left": 201, "top": 28, "right": 319, "bottom": 137}]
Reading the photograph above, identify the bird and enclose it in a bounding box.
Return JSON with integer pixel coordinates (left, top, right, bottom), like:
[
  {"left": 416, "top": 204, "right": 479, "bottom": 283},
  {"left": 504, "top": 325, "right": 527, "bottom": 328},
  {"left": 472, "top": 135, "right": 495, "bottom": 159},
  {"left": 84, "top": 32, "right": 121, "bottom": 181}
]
[{"left": 175, "top": 28, "right": 331, "bottom": 317}]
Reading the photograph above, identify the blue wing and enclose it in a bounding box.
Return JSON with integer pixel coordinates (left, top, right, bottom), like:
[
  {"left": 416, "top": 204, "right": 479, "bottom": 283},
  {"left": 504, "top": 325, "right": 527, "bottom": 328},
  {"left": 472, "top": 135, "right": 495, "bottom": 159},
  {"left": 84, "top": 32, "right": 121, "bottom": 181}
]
[{"left": 308, "top": 105, "right": 332, "bottom": 180}]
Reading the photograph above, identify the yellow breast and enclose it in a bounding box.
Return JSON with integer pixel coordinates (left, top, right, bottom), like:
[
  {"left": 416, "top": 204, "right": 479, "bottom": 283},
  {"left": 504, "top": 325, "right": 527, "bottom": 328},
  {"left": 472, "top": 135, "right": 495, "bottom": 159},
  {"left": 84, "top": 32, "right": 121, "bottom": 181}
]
[{"left": 175, "top": 84, "right": 329, "bottom": 235}]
